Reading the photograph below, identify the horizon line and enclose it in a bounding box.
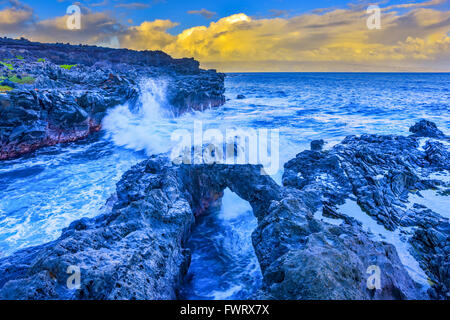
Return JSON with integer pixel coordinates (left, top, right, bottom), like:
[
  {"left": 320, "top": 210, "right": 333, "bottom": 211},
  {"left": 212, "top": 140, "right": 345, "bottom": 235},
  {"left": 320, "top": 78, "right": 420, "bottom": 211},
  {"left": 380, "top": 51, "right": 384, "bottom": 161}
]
[{"left": 224, "top": 71, "right": 450, "bottom": 74}]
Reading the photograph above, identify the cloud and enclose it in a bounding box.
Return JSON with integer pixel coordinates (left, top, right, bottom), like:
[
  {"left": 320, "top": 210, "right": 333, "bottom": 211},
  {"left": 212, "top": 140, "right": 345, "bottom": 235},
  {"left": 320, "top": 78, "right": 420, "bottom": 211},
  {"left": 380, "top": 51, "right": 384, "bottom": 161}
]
[
  {"left": 90, "top": 0, "right": 109, "bottom": 7},
  {"left": 267, "top": 9, "right": 289, "bottom": 18},
  {"left": 0, "top": 0, "right": 34, "bottom": 33},
  {"left": 156, "top": 7, "right": 449, "bottom": 71},
  {"left": 0, "top": 7, "right": 32, "bottom": 30},
  {"left": 120, "top": 20, "right": 179, "bottom": 50},
  {"left": 29, "top": 9, "right": 124, "bottom": 46},
  {"left": 0, "top": 1, "right": 124, "bottom": 46},
  {"left": 384, "top": 0, "right": 447, "bottom": 10},
  {"left": 114, "top": 2, "right": 150, "bottom": 10},
  {"left": 187, "top": 8, "right": 216, "bottom": 19}
]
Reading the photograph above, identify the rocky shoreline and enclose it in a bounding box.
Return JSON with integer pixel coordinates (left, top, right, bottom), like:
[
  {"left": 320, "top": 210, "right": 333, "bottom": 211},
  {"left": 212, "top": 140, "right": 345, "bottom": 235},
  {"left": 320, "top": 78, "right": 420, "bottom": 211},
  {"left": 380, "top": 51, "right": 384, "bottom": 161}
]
[
  {"left": 283, "top": 120, "right": 449, "bottom": 299},
  {"left": 0, "top": 38, "right": 225, "bottom": 160},
  {"left": 0, "top": 120, "right": 447, "bottom": 300}
]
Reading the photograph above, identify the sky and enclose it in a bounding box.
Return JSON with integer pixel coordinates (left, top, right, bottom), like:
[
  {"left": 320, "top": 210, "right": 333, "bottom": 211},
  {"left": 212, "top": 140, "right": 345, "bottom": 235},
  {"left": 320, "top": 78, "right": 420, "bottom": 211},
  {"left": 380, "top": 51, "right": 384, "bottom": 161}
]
[{"left": 0, "top": 0, "right": 449, "bottom": 72}]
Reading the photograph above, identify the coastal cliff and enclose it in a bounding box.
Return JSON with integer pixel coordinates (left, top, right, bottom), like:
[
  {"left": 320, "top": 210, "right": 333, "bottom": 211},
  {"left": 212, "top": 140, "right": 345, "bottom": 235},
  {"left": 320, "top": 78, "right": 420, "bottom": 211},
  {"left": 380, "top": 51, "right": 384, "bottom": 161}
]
[{"left": 0, "top": 38, "right": 225, "bottom": 160}]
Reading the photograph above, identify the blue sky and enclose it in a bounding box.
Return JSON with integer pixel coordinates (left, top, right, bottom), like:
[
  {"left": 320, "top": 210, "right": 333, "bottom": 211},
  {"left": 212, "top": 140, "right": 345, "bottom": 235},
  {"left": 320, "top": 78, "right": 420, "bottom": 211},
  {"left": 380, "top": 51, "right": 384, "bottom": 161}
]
[{"left": 15, "top": 0, "right": 448, "bottom": 34}]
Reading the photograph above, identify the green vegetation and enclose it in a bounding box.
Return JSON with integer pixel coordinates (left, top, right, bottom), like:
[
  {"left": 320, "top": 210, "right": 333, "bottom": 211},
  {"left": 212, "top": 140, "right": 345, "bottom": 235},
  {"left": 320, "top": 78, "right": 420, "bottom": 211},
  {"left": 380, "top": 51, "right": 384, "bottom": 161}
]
[
  {"left": 8, "top": 75, "right": 35, "bottom": 84},
  {"left": 15, "top": 55, "right": 24, "bottom": 60},
  {"left": 0, "top": 74, "right": 35, "bottom": 85},
  {"left": 0, "top": 85, "right": 13, "bottom": 93},
  {"left": 0, "top": 61, "right": 14, "bottom": 71},
  {"left": 38, "top": 58, "right": 46, "bottom": 63},
  {"left": 60, "top": 64, "right": 77, "bottom": 71}
]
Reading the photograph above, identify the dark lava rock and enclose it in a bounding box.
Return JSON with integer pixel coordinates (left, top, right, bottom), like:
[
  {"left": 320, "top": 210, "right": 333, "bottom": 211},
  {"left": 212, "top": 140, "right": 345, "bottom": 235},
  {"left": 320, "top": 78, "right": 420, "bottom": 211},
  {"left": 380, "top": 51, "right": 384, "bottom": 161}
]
[
  {"left": 283, "top": 120, "right": 449, "bottom": 299},
  {"left": 0, "top": 38, "right": 225, "bottom": 160},
  {"left": 236, "top": 94, "right": 246, "bottom": 100},
  {"left": 0, "top": 156, "right": 194, "bottom": 299},
  {"left": 0, "top": 151, "right": 429, "bottom": 300},
  {"left": 311, "top": 139, "right": 325, "bottom": 151},
  {"left": 409, "top": 119, "right": 445, "bottom": 138}
]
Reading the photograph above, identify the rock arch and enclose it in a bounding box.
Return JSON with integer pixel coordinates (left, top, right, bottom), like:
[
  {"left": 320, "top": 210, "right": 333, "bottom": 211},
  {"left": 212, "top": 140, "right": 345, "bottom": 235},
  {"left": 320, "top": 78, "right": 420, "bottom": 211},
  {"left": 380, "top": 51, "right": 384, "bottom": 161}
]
[{"left": 0, "top": 156, "right": 426, "bottom": 300}]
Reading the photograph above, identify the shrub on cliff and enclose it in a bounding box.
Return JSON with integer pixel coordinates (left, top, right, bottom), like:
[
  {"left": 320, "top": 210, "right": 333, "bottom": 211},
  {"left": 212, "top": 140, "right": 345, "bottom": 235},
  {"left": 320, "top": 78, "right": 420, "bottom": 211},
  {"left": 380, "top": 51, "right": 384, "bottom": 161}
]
[
  {"left": 0, "top": 85, "right": 12, "bottom": 93},
  {"left": 8, "top": 75, "right": 35, "bottom": 84},
  {"left": 0, "top": 61, "right": 13, "bottom": 70},
  {"left": 59, "top": 64, "right": 77, "bottom": 71}
]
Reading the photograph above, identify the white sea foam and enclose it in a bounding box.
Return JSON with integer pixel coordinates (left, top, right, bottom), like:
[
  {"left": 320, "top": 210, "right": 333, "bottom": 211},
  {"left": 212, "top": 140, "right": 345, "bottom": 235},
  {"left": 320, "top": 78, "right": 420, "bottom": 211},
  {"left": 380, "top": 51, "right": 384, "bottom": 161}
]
[
  {"left": 408, "top": 189, "right": 450, "bottom": 219},
  {"left": 210, "top": 285, "right": 244, "bottom": 300},
  {"left": 102, "top": 78, "right": 173, "bottom": 155},
  {"left": 337, "top": 200, "right": 429, "bottom": 288},
  {"left": 218, "top": 188, "right": 253, "bottom": 221},
  {"left": 103, "top": 79, "right": 287, "bottom": 178}
]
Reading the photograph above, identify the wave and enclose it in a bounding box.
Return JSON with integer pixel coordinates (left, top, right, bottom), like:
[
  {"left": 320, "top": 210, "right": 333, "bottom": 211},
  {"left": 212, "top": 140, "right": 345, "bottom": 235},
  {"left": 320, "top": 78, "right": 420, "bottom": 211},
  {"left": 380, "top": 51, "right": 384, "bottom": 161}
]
[{"left": 102, "top": 78, "right": 174, "bottom": 155}]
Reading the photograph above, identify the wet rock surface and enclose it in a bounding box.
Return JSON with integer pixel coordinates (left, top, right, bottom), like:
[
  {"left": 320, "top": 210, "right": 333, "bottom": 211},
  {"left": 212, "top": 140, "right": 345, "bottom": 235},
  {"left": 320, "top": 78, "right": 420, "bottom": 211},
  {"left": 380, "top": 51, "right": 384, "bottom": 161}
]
[
  {"left": 2, "top": 121, "right": 446, "bottom": 300},
  {"left": 0, "top": 156, "right": 195, "bottom": 299},
  {"left": 0, "top": 38, "right": 225, "bottom": 160},
  {"left": 283, "top": 120, "right": 449, "bottom": 299},
  {"left": 409, "top": 119, "right": 445, "bottom": 139}
]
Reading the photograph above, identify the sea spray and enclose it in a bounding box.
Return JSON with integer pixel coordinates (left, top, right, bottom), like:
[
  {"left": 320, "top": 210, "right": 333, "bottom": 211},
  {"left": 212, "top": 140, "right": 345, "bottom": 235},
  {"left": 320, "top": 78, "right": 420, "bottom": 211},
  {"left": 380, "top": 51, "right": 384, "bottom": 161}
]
[
  {"left": 103, "top": 78, "right": 172, "bottom": 155},
  {"left": 104, "top": 78, "right": 282, "bottom": 176}
]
